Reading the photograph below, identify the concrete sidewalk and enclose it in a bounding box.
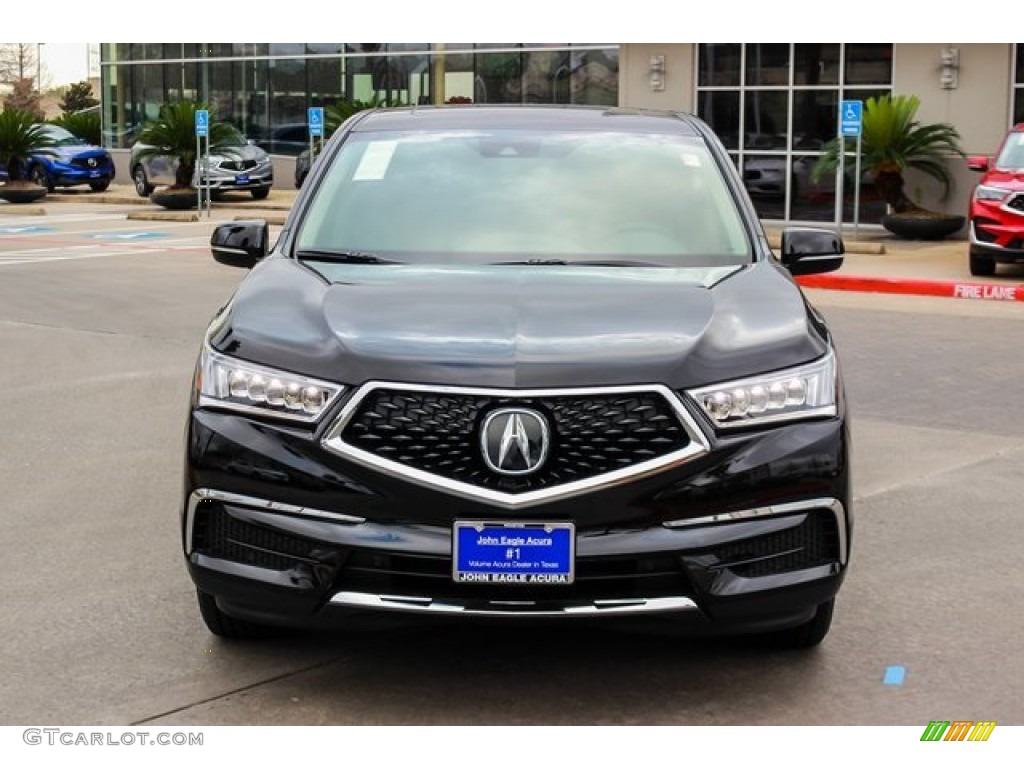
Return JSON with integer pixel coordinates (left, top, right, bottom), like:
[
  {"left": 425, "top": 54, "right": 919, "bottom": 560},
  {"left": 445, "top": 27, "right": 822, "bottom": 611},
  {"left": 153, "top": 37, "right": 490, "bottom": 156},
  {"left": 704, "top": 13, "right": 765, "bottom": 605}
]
[{"left": 7, "top": 184, "right": 1023, "bottom": 303}]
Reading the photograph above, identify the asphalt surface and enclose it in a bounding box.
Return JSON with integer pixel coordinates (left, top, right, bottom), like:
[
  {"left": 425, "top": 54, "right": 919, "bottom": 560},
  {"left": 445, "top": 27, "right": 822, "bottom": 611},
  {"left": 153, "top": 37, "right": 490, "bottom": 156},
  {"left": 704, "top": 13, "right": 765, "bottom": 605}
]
[{"left": 1, "top": 198, "right": 1022, "bottom": 730}]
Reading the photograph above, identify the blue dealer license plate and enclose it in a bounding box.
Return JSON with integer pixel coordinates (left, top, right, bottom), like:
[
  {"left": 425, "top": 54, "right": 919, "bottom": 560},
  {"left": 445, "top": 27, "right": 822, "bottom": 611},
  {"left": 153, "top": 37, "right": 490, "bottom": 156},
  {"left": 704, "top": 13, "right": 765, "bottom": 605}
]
[
  {"left": 453, "top": 521, "right": 575, "bottom": 584},
  {"left": 236, "top": 174, "right": 250, "bottom": 184}
]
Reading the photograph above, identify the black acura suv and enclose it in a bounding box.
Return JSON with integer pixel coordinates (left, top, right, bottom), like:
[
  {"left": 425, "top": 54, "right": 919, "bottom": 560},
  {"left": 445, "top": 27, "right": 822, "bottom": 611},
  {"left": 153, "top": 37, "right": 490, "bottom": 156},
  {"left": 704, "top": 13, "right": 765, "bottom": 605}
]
[{"left": 185, "top": 106, "right": 850, "bottom": 647}]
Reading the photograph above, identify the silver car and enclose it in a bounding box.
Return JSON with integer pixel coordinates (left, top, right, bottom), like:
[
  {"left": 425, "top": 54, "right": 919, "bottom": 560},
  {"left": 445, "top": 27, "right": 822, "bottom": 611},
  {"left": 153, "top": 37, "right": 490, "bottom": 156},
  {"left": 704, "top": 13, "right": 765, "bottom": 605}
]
[{"left": 129, "top": 139, "right": 273, "bottom": 200}]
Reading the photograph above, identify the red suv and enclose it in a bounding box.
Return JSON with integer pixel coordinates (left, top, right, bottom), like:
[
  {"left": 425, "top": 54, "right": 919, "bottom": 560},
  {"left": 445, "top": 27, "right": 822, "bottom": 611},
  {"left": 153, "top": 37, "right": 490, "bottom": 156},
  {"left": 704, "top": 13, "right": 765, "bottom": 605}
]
[{"left": 967, "top": 123, "right": 1024, "bottom": 275}]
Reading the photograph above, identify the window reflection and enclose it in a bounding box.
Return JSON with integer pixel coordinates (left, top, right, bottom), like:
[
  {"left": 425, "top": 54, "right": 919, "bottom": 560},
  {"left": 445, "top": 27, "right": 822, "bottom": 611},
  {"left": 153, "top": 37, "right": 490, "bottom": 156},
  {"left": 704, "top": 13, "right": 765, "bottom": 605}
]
[
  {"left": 100, "top": 44, "right": 617, "bottom": 152},
  {"left": 697, "top": 43, "right": 892, "bottom": 222}
]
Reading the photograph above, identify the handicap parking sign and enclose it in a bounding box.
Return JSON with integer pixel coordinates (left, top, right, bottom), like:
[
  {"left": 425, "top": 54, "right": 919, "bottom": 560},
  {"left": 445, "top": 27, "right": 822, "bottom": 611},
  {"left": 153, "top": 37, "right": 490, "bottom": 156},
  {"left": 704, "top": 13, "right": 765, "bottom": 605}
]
[
  {"left": 195, "top": 109, "right": 209, "bottom": 137},
  {"left": 308, "top": 107, "right": 324, "bottom": 138},
  {"left": 840, "top": 100, "right": 862, "bottom": 137}
]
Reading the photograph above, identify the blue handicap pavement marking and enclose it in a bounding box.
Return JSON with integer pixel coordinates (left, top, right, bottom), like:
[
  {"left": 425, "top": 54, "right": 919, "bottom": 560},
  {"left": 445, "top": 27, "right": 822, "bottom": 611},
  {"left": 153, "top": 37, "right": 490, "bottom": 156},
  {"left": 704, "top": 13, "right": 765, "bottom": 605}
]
[
  {"left": 88, "top": 231, "right": 169, "bottom": 241},
  {"left": 0, "top": 226, "right": 55, "bottom": 234},
  {"left": 882, "top": 666, "right": 906, "bottom": 686}
]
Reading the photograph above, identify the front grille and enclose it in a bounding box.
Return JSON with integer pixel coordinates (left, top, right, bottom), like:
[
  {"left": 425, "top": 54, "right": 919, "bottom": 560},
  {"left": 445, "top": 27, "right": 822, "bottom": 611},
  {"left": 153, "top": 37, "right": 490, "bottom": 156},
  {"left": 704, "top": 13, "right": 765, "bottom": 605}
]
[
  {"left": 221, "top": 159, "right": 258, "bottom": 171},
  {"left": 339, "top": 549, "right": 690, "bottom": 602},
  {"left": 1006, "top": 194, "right": 1024, "bottom": 213},
  {"left": 70, "top": 157, "right": 107, "bottom": 169},
  {"left": 340, "top": 388, "right": 690, "bottom": 493},
  {"left": 703, "top": 513, "right": 839, "bottom": 577},
  {"left": 192, "top": 502, "right": 341, "bottom": 572}
]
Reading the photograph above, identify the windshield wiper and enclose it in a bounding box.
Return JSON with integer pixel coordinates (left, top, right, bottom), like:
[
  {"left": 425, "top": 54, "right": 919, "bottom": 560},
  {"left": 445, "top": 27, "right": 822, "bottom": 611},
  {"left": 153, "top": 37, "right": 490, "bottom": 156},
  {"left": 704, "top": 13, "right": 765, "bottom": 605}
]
[
  {"left": 492, "top": 259, "right": 569, "bottom": 266},
  {"left": 492, "top": 258, "right": 667, "bottom": 267},
  {"left": 294, "top": 249, "right": 401, "bottom": 264}
]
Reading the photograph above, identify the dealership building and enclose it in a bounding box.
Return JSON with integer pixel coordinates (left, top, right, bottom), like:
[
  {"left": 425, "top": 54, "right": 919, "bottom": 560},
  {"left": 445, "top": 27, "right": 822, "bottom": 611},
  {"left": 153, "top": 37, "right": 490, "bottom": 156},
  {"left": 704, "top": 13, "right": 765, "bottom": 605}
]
[{"left": 100, "top": 43, "right": 1022, "bottom": 226}]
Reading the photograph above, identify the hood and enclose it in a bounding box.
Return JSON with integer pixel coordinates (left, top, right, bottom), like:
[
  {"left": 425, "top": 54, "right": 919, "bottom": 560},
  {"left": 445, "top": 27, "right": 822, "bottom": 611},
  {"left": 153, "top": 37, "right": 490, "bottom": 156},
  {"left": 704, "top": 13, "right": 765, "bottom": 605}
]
[
  {"left": 211, "top": 144, "right": 266, "bottom": 163},
  {"left": 50, "top": 145, "right": 107, "bottom": 161},
  {"left": 979, "top": 168, "right": 1024, "bottom": 191},
  {"left": 213, "top": 259, "right": 828, "bottom": 390}
]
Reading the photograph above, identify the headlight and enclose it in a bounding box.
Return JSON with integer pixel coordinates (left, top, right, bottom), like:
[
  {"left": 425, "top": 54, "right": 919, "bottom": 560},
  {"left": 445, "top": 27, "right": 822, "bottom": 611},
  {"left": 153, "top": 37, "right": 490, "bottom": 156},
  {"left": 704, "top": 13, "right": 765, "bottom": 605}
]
[
  {"left": 687, "top": 351, "right": 837, "bottom": 429},
  {"left": 197, "top": 346, "right": 344, "bottom": 422},
  {"left": 974, "top": 184, "right": 1011, "bottom": 202}
]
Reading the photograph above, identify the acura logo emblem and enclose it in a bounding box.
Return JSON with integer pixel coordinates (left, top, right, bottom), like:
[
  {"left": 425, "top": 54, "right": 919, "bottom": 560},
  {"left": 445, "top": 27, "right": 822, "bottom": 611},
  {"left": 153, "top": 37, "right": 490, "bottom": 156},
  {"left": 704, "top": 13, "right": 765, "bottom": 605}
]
[
  {"left": 480, "top": 408, "right": 549, "bottom": 476},
  {"left": 87, "top": 158, "right": 97, "bottom": 167}
]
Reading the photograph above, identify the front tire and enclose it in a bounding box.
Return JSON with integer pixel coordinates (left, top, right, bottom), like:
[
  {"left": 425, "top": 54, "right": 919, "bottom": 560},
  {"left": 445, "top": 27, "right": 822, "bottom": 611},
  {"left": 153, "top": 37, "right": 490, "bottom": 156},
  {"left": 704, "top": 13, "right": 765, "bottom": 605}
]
[
  {"left": 196, "top": 589, "right": 280, "bottom": 640},
  {"left": 251, "top": 187, "right": 271, "bottom": 200},
  {"left": 31, "top": 165, "right": 53, "bottom": 192},
  {"left": 969, "top": 247, "right": 996, "bottom": 277},
  {"left": 751, "top": 598, "right": 835, "bottom": 650},
  {"left": 88, "top": 179, "right": 111, "bottom": 192},
  {"left": 132, "top": 165, "right": 153, "bottom": 197}
]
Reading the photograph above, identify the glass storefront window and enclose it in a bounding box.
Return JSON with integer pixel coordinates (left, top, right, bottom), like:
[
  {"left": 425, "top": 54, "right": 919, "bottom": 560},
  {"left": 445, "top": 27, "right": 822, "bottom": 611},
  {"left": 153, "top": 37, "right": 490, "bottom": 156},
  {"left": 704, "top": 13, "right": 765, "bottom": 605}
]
[
  {"left": 100, "top": 44, "right": 619, "bottom": 150},
  {"left": 699, "top": 91, "right": 740, "bottom": 150},
  {"left": 1011, "top": 44, "right": 1024, "bottom": 125},
  {"left": 745, "top": 44, "right": 789, "bottom": 86},
  {"left": 744, "top": 91, "right": 788, "bottom": 150},
  {"left": 794, "top": 44, "right": 839, "bottom": 86},
  {"left": 697, "top": 43, "right": 893, "bottom": 223},
  {"left": 698, "top": 44, "right": 741, "bottom": 87},
  {"left": 844, "top": 43, "right": 892, "bottom": 86}
]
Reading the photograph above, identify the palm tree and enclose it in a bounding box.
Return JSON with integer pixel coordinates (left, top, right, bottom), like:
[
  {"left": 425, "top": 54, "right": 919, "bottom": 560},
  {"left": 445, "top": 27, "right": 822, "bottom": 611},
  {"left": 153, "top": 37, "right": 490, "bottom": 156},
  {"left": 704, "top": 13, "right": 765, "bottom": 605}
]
[
  {"left": 0, "top": 108, "right": 55, "bottom": 188},
  {"left": 134, "top": 101, "right": 243, "bottom": 190},
  {"left": 814, "top": 94, "right": 965, "bottom": 214}
]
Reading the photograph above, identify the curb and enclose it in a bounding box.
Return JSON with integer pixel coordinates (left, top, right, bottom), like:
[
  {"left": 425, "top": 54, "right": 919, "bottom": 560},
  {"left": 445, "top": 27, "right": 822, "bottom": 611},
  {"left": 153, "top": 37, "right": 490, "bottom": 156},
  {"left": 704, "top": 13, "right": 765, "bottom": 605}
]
[
  {"left": 52, "top": 191, "right": 152, "bottom": 206},
  {"left": 0, "top": 206, "right": 45, "bottom": 216},
  {"left": 796, "top": 273, "right": 1024, "bottom": 302},
  {"left": 236, "top": 214, "right": 287, "bottom": 225},
  {"left": 126, "top": 211, "right": 200, "bottom": 223}
]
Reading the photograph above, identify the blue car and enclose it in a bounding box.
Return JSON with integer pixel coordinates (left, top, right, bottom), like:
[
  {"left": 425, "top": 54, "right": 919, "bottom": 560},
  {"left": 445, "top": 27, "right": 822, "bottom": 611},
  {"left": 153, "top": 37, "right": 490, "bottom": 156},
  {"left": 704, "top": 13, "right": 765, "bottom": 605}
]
[{"left": 0, "top": 125, "right": 115, "bottom": 192}]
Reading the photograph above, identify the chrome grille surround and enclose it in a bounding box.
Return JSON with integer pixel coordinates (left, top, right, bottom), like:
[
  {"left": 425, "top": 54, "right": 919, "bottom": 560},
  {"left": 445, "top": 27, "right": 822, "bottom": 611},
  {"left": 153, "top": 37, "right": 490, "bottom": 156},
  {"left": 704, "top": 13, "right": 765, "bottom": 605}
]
[{"left": 322, "top": 381, "right": 711, "bottom": 509}]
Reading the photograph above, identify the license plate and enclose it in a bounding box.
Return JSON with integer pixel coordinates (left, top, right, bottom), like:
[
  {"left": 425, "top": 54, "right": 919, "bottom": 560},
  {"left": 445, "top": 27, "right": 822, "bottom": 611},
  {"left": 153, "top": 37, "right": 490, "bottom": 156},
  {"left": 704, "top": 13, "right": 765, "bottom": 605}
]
[
  {"left": 453, "top": 521, "right": 575, "bottom": 584},
  {"left": 89, "top": 171, "right": 101, "bottom": 178},
  {"left": 236, "top": 174, "right": 250, "bottom": 184}
]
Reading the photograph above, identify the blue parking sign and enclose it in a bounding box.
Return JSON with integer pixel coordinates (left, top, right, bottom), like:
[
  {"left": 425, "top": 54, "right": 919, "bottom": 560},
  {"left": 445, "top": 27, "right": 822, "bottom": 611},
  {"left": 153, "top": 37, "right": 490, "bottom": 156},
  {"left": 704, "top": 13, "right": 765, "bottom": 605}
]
[
  {"left": 195, "top": 109, "right": 209, "bottom": 137},
  {"left": 840, "top": 100, "right": 862, "bottom": 137},
  {"left": 308, "top": 107, "right": 324, "bottom": 138}
]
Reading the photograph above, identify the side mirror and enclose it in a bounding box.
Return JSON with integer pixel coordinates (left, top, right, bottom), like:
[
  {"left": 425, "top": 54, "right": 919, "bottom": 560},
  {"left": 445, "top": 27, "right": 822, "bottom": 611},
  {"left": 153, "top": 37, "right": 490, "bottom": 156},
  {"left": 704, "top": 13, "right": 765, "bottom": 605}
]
[
  {"left": 779, "top": 227, "right": 844, "bottom": 276},
  {"left": 211, "top": 220, "right": 268, "bottom": 268},
  {"left": 966, "top": 155, "right": 990, "bottom": 172}
]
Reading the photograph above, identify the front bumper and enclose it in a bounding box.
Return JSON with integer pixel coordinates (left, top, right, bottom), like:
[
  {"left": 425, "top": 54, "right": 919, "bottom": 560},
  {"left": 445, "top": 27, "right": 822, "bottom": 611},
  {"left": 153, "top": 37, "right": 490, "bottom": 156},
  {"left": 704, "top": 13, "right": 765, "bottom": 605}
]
[
  {"left": 200, "top": 165, "right": 273, "bottom": 193},
  {"left": 970, "top": 202, "right": 1024, "bottom": 262},
  {"left": 49, "top": 160, "right": 115, "bottom": 187},
  {"left": 182, "top": 396, "right": 851, "bottom": 634}
]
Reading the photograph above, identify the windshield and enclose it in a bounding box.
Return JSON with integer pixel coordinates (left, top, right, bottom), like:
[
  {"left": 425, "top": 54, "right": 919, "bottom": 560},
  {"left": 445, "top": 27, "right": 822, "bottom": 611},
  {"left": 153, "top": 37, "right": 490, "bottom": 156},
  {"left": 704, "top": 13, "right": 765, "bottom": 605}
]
[
  {"left": 295, "top": 129, "right": 751, "bottom": 266},
  {"left": 996, "top": 131, "right": 1024, "bottom": 169},
  {"left": 40, "top": 125, "right": 86, "bottom": 146}
]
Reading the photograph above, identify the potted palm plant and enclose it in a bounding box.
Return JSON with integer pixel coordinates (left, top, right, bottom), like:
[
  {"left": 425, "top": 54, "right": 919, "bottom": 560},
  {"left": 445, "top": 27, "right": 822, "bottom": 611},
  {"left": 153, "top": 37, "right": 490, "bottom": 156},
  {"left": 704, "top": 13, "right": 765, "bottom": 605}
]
[
  {"left": 133, "top": 101, "right": 243, "bottom": 209},
  {"left": 0, "top": 108, "right": 56, "bottom": 204},
  {"left": 814, "top": 94, "right": 967, "bottom": 239}
]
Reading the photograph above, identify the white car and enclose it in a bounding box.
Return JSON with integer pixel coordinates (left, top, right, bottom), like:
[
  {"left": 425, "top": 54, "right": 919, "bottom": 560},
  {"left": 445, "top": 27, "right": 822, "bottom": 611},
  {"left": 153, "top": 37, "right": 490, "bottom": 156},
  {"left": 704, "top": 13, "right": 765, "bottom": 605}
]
[{"left": 129, "top": 138, "right": 274, "bottom": 200}]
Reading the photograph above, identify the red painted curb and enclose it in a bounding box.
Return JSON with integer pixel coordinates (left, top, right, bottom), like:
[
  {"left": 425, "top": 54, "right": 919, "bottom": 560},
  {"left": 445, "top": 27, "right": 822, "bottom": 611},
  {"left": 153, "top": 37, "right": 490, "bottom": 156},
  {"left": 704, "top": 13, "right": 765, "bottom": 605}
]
[{"left": 796, "top": 274, "right": 1024, "bottom": 302}]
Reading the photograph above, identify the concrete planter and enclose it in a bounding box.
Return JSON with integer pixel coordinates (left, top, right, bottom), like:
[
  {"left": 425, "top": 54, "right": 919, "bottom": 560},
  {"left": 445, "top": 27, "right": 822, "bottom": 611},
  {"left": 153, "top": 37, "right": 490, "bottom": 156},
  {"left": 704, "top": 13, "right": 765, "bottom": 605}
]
[
  {"left": 0, "top": 183, "right": 47, "bottom": 204},
  {"left": 150, "top": 187, "right": 199, "bottom": 210},
  {"left": 881, "top": 213, "right": 965, "bottom": 240}
]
